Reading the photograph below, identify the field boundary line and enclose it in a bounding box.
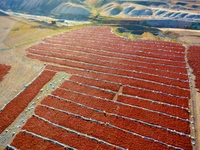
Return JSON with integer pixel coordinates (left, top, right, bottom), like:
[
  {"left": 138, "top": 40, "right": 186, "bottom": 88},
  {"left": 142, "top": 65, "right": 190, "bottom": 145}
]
[
  {"left": 33, "top": 114, "right": 127, "bottom": 150},
  {"left": 22, "top": 130, "right": 77, "bottom": 150}
]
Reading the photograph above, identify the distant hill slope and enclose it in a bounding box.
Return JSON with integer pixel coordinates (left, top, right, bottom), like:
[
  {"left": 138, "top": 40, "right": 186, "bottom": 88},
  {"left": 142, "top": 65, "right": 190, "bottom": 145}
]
[
  {"left": 99, "top": 1, "right": 200, "bottom": 21},
  {"left": 0, "top": 0, "right": 85, "bottom": 14},
  {"left": 51, "top": 2, "right": 91, "bottom": 20},
  {"left": 0, "top": 0, "right": 92, "bottom": 20},
  {"left": 0, "top": 0, "right": 200, "bottom": 21},
  {"left": 0, "top": 10, "right": 9, "bottom": 16}
]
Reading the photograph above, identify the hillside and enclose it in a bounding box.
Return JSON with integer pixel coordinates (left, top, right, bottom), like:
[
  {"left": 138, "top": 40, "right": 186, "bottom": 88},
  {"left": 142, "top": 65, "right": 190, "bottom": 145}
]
[
  {"left": 0, "top": 0, "right": 89, "bottom": 19},
  {"left": 0, "top": 0, "right": 200, "bottom": 21},
  {"left": 51, "top": 2, "right": 91, "bottom": 20},
  {"left": 98, "top": 1, "right": 200, "bottom": 21}
]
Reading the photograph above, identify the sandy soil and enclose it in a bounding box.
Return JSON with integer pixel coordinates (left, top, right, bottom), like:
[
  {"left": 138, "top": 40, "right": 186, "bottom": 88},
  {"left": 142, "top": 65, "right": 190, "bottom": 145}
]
[
  {"left": 195, "top": 91, "right": 200, "bottom": 149},
  {"left": 159, "top": 28, "right": 200, "bottom": 45},
  {"left": 188, "top": 74, "right": 200, "bottom": 150},
  {"left": 0, "top": 43, "right": 44, "bottom": 109},
  {"left": 0, "top": 16, "right": 17, "bottom": 49},
  {"left": 0, "top": 16, "right": 45, "bottom": 109}
]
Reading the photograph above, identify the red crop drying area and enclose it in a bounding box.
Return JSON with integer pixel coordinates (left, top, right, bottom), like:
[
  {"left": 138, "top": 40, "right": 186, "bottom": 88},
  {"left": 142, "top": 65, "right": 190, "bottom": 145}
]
[
  {"left": 7, "top": 26, "right": 193, "bottom": 150},
  {"left": 0, "top": 70, "right": 55, "bottom": 133},
  {"left": 0, "top": 64, "right": 11, "bottom": 82},
  {"left": 188, "top": 45, "right": 200, "bottom": 91},
  {"left": 9, "top": 131, "right": 65, "bottom": 150}
]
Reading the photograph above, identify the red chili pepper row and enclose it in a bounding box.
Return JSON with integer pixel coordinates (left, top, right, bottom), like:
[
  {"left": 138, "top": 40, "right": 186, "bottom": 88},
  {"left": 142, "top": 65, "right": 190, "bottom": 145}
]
[
  {"left": 46, "top": 27, "right": 184, "bottom": 52},
  {"left": 43, "top": 37, "right": 185, "bottom": 60},
  {"left": 34, "top": 105, "right": 171, "bottom": 150},
  {"left": 27, "top": 53, "right": 189, "bottom": 89},
  {"left": 69, "top": 75, "right": 120, "bottom": 92},
  {"left": 43, "top": 38, "right": 185, "bottom": 62},
  {"left": 188, "top": 46, "right": 200, "bottom": 91},
  {"left": 0, "top": 64, "right": 11, "bottom": 82},
  {"left": 122, "top": 86, "right": 188, "bottom": 108},
  {"left": 52, "top": 88, "right": 190, "bottom": 133},
  {"left": 28, "top": 45, "right": 187, "bottom": 79},
  {"left": 46, "top": 65, "right": 190, "bottom": 98},
  {"left": 60, "top": 80, "right": 115, "bottom": 100},
  {"left": 0, "top": 70, "right": 55, "bottom": 133},
  {"left": 117, "top": 95, "right": 189, "bottom": 119},
  {"left": 39, "top": 39, "right": 186, "bottom": 65},
  {"left": 40, "top": 95, "right": 192, "bottom": 149},
  {"left": 22, "top": 115, "right": 115, "bottom": 150},
  {"left": 49, "top": 34, "right": 184, "bottom": 51},
  {"left": 10, "top": 131, "right": 65, "bottom": 150}
]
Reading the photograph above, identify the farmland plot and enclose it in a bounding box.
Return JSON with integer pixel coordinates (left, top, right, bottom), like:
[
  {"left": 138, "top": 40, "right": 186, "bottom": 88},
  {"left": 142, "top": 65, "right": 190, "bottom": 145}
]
[
  {"left": 0, "top": 70, "right": 56, "bottom": 133},
  {"left": 3, "top": 26, "right": 194, "bottom": 149}
]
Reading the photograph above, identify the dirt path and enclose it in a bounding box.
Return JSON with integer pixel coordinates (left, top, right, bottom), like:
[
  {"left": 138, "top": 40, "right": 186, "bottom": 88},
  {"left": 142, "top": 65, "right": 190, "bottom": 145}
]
[
  {"left": 0, "top": 16, "right": 17, "bottom": 48},
  {"left": 194, "top": 91, "right": 200, "bottom": 149}
]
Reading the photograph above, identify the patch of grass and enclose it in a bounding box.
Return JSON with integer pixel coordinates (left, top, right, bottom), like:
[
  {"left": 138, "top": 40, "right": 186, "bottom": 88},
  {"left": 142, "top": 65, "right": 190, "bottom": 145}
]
[
  {"left": 11, "top": 27, "right": 20, "bottom": 31},
  {"left": 5, "top": 19, "right": 88, "bottom": 48},
  {"left": 142, "top": 32, "right": 160, "bottom": 40},
  {"left": 182, "top": 41, "right": 188, "bottom": 45},
  {"left": 127, "top": 33, "right": 137, "bottom": 40},
  {"left": 171, "top": 32, "right": 179, "bottom": 39},
  {"left": 112, "top": 26, "right": 182, "bottom": 44},
  {"left": 163, "top": 30, "right": 171, "bottom": 35},
  {"left": 112, "top": 27, "right": 139, "bottom": 40}
]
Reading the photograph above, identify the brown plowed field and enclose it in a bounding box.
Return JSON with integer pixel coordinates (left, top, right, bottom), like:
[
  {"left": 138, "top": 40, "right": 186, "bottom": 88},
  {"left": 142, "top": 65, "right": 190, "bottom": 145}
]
[{"left": 3, "top": 26, "right": 193, "bottom": 149}]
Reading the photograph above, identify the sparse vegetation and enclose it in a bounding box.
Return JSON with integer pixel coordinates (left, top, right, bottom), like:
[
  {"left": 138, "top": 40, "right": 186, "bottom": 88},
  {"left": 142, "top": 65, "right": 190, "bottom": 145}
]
[
  {"left": 112, "top": 26, "right": 182, "bottom": 43},
  {"left": 112, "top": 27, "right": 139, "bottom": 40},
  {"left": 163, "top": 30, "right": 171, "bottom": 35},
  {"left": 171, "top": 32, "right": 179, "bottom": 39},
  {"left": 142, "top": 32, "right": 160, "bottom": 40},
  {"left": 5, "top": 19, "right": 89, "bottom": 49},
  {"left": 51, "top": 20, "right": 57, "bottom": 25},
  {"left": 185, "top": 22, "right": 199, "bottom": 30}
]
